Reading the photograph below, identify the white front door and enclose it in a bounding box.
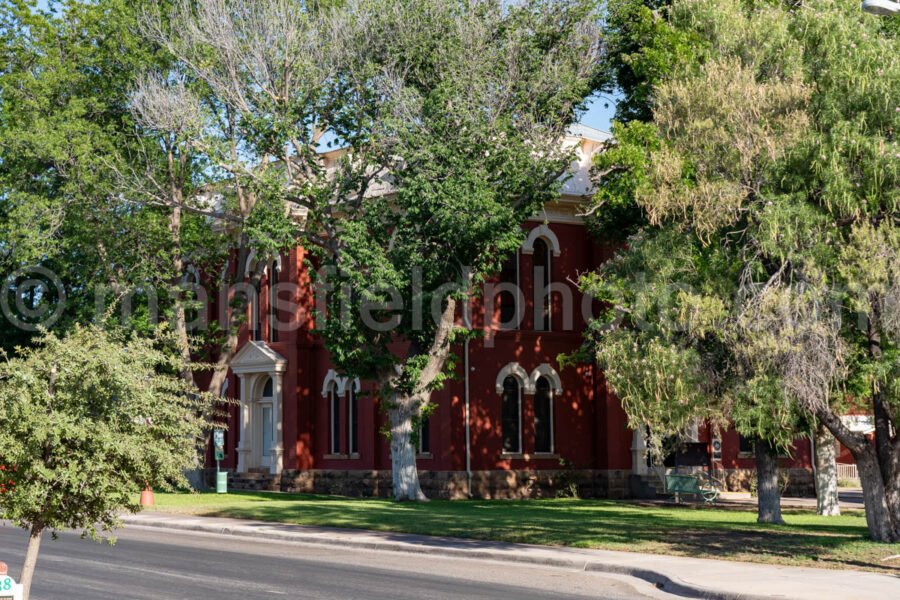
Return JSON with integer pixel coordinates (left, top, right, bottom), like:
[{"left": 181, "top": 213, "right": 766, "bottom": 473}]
[{"left": 259, "top": 402, "right": 274, "bottom": 471}]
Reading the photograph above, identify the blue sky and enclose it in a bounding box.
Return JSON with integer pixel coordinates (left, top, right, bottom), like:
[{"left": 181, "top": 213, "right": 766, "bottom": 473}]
[{"left": 578, "top": 93, "right": 618, "bottom": 133}]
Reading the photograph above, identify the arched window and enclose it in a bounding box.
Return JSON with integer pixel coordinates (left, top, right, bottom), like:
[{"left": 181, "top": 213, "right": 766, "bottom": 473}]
[
  {"left": 533, "top": 238, "right": 551, "bottom": 331},
  {"left": 328, "top": 381, "right": 341, "bottom": 455},
  {"left": 534, "top": 376, "right": 554, "bottom": 454},
  {"left": 498, "top": 252, "right": 518, "bottom": 328},
  {"left": 348, "top": 386, "right": 358, "bottom": 455},
  {"left": 501, "top": 375, "right": 522, "bottom": 454},
  {"left": 268, "top": 260, "right": 280, "bottom": 343},
  {"left": 418, "top": 416, "right": 431, "bottom": 455},
  {"left": 250, "top": 280, "right": 262, "bottom": 341}
]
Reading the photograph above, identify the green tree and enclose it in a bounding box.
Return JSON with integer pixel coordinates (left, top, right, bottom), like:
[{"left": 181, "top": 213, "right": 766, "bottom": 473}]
[
  {"left": 143, "top": 0, "right": 602, "bottom": 500},
  {"left": 313, "top": 0, "right": 601, "bottom": 500},
  {"left": 0, "top": 0, "right": 174, "bottom": 346},
  {"left": 0, "top": 325, "right": 211, "bottom": 600},
  {"left": 583, "top": 0, "right": 900, "bottom": 540},
  {"left": 0, "top": 1, "right": 232, "bottom": 488}
]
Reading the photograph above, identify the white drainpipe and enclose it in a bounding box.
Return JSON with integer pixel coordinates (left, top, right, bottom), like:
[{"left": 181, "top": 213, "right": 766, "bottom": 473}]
[
  {"left": 464, "top": 340, "right": 473, "bottom": 498},
  {"left": 464, "top": 295, "right": 473, "bottom": 498}
]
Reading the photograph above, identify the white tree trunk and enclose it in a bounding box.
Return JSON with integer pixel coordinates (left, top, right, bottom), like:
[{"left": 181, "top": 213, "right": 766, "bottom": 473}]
[
  {"left": 756, "top": 441, "right": 784, "bottom": 525},
  {"left": 814, "top": 424, "right": 841, "bottom": 516},
  {"left": 20, "top": 525, "right": 43, "bottom": 600},
  {"left": 390, "top": 400, "right": 426, "bottom": 501},
  {"left": 816, "top": 407, "right": 898, "bottom": 541}
]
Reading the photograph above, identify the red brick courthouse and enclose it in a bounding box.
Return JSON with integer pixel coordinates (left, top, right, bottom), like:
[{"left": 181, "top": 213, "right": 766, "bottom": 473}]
[{"left": 207, "top": 125, "right": 815, "bottom": 498}]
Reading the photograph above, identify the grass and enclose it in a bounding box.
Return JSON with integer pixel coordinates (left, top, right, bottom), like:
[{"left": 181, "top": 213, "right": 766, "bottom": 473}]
[{"left": 147, "top": 492, "right": 900, "bottom": 574}]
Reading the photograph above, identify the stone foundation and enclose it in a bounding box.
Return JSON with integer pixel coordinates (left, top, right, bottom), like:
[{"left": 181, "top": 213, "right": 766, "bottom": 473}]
[
  {"left": 275, "top": 468, "right": 631, "bottom": 499},
  {"left": 210, "top": 466, "right": 814, "bottom": 498}
]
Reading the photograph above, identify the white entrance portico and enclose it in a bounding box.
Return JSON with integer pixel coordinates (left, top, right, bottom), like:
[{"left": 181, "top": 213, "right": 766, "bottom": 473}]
[{"left": 231, "top": 341, "right": 287, "bottom": 475}]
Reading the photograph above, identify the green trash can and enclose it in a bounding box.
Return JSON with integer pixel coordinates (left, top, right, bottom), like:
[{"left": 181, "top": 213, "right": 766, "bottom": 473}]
[{"left": 216, "top": 470, "right": 228, "bottom": 494}]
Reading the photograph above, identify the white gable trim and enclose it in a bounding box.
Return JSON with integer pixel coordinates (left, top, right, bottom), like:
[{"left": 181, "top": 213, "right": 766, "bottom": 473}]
[{"left": 231, "top": 341, "right": 287, "bottom": 375}]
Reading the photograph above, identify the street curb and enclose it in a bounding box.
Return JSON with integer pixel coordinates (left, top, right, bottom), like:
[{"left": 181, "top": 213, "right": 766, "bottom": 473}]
[{"left": 121, "top": 516, "right": 774, "bottom": 600}]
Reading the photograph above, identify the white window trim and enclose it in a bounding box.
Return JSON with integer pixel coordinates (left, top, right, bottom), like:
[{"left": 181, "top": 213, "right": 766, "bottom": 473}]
[
  {"left": 321, "top": 369, "right": 340, "bottom": 397},
  {"left": 496, "top": 362, "right": 533, "bottom": 394},
  {"left": 521, "top": 224, "right": 561, "bottom": 257},
  {"left": 528, "top": 363, "right": 563, "bottom": 395}
]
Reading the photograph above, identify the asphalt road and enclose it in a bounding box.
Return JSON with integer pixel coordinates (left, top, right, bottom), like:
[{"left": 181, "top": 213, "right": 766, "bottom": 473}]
[{"left": 0, "top": 525, "right": 660, "bottom": 600}]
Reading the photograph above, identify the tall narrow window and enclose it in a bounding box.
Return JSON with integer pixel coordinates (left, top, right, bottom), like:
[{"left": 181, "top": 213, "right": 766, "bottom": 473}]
[
  {"left": 533, "top": 238, "right": 551, "bottom": 331},
  {"left": 534, "top": 376, "right": 554, "bottom": 454},
  {"left": 418, "top": 416, "right": 431, "bottom": 454},
  {"left": 250, "top": 281, "right": 262, "bottom": 341},
  {"left": 498, "top": 253, "right": 518, "bottom": 328},
  {"left": 329, "top": 382, "right": 341, "bottom": 455},
  {"left": 501, "top": 376, "right": 522, "bottom": 454},
  {"left": 348, "top": 386, "right": 358, "bottom": 455},
  {"left": 268, "top": 261, "right": 280, "bottom": 343},
  {"left": 261, "top": 377, "right": 274, "bottom": 462}
]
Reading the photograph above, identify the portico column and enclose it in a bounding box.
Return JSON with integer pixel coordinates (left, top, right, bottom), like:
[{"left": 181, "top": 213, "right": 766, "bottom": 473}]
[
  {"left": 236, "top": 374, "right": 251, "bottom": 473},
  {"left": 272, "top": 370, "right": 285, "bottom": 475}
]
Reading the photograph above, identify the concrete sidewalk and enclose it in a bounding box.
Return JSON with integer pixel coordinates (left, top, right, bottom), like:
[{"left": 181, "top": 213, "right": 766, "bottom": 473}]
[
  {"left": 714, "top": 489, "right": 865, "bottom": 510},
  {"left": 122, "top": 512, "right": 898, "bottom": 600}
]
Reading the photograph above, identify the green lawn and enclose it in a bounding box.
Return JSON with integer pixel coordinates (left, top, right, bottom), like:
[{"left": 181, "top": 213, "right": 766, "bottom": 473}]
[{"left": 147, "top": 492, "right": 900, "bottom": 573}]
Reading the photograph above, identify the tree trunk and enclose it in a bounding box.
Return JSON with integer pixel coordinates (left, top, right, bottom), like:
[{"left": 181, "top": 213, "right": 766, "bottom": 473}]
[
  {"left": 814, "top": 424, "right": 841, "bottom": 516},
  {"left": 384, "top": 294, "right": 461, "bottom": 501},
  {"left": 755, "top": 441, "right": 784, "bottom": 525},
  {"left": 19, "top": 524, "right": 43, "bottom": 600},
  {"left": 885, "top": 459, "right": 900, "bottom": 537},
  {"left": 858, "top": 294, "right": 900, "bottom": 540},
  {"left": 855, "top": 446, "right": 897, "bottom": 541},
  {"left": 815, "top": 405, "right": 898, "bottom": 541},
  {"left": 390, "top": 399, "right": 426, "bottom": 501}
]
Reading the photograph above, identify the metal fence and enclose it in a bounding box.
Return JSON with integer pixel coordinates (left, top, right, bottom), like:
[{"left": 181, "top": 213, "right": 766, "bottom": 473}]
[{"left": 836, "top": 463, "right": 859, "bottom": 482}]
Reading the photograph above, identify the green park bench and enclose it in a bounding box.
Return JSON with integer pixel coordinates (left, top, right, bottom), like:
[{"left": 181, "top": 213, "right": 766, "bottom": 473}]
[{"left": 666, "top": 473, "right": 720, "bottom": 504}]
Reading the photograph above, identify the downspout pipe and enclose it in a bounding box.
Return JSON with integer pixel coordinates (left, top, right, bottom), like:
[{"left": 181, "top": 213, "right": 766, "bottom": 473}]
[
  {"left": 465, "top": 337, "right": 472, "bottom": 498},
  {"left": 462, "top": 288, "right": 473, "bottom": 499},
  {"left": 463, "top": 282, "right": 473, "bottom": 498}
]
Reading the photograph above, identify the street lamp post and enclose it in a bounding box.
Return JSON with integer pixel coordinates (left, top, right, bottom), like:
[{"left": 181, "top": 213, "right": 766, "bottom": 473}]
[{"left": 862, "top": 0, "right": 900, "bottom": 16}]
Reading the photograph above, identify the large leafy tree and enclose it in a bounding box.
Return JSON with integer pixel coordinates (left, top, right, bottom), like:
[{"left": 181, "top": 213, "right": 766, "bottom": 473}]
[
  {"left": 0, "top": 1, "right": 234, "bottom": 489},
  {"left": 0, "top": 0, "right": 291, "bottom": 452},
  {"left": 143, "top": 0, "right": 601, "bottom": 500},
  {"left": 583, "top": 0, "right": 900, "bottom": 539},
  {"left": 0, "top": 0, "right": 180, "bottom": 346},
  {"left": 315, "top": 0, "right": 602, "bottom": 500},
  {"left": 0, "top": 326, "right": 211, "bottom": 600}
]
